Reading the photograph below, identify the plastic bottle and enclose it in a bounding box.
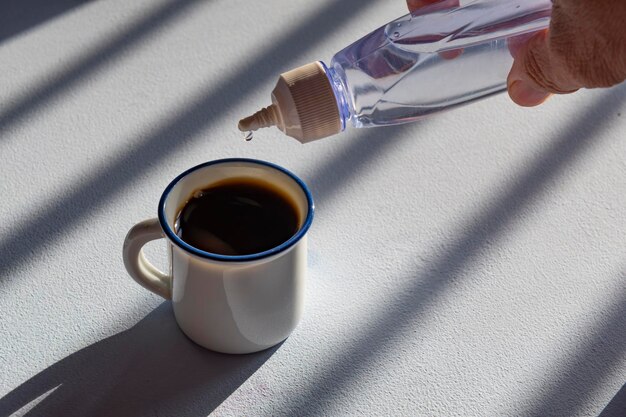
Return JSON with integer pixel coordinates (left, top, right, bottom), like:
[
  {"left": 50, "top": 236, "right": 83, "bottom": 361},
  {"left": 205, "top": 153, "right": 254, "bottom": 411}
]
[{"left": 239, "top": 0, "right": 552, "bottom": 143}]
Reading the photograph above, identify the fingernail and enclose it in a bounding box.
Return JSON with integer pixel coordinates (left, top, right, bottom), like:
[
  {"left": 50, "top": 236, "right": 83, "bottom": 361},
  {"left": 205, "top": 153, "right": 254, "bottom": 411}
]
[
  {"left": 509, "top": 80, "right": 551, "bottom": 107},
  {"left": 407, "top": 0, "right": 435, "bottom": 10}
]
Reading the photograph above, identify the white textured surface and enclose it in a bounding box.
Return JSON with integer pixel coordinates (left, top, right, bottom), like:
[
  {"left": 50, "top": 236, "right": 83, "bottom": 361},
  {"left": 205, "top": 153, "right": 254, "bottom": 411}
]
[{"left": 1, "top": 0, "right": 625, "bottom": 416}]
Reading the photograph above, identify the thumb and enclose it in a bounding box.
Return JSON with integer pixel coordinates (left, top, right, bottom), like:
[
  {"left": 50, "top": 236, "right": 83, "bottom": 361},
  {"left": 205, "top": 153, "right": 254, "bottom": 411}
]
[{"left": 507, "top": 30, "right": 578, "bottom": 107}]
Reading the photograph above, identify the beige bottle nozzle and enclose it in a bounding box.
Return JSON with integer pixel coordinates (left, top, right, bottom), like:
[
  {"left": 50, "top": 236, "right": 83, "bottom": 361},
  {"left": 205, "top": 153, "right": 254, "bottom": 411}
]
[
  {"left": 238, "top": 61, "right": 342, "bottom": 143},
  {"left": 238, "top": 105, "right": 278, "bottom": 132}
]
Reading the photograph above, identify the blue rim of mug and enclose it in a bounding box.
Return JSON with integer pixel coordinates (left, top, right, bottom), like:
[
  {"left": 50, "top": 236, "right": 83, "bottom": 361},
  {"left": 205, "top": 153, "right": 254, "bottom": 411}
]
[{"left": 158, "top": 158, "right": 314, "bottom": 262}]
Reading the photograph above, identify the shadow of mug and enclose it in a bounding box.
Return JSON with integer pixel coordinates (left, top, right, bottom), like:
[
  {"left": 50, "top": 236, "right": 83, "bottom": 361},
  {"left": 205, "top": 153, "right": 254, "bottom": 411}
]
[{"left": 0, "top": 303, "right": 279, "bottom": 417}]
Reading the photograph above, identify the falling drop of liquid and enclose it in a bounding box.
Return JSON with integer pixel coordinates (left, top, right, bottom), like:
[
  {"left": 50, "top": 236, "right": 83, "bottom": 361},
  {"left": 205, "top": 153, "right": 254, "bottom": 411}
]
[
  {"left": 244, "top": 131, "right": 253, "bottom": 141},
  {"left": 193, "top": 190, "right": 205, "bottom": 199}
]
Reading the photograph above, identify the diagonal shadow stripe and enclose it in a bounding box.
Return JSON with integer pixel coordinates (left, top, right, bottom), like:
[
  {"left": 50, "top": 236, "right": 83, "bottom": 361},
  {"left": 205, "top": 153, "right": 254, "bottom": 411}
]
[
  {"left": 307, "top": 124, "right": 415, "bottom": 207},
  {"left": 519, "top": 274, "right": 626, "bottom": 417},
  {"left": 0, "top": 0, "right": 95, "bottom": 45},
  {"left": 600, "top": 381, "right": 626, "bottom": 417},
  {"left": 0, "top": 0, "right": 205, "bottom": 135},
  {"left": 276, "top": 87, "right": 626, "bottom": 416},
  {"left": 0, "top": 0, "right": 382, "bottom": 282}
]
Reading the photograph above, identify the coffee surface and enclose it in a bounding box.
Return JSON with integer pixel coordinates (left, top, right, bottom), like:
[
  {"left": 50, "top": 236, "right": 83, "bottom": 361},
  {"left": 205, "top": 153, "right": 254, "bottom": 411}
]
[{"left": 176, "top": 178, "right": 300, "bottom": 256}]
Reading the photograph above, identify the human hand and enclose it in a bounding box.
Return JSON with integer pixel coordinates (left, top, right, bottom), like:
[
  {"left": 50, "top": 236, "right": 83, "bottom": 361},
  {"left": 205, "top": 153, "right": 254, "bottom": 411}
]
[
  {"left": 407, "top": 0, "right": 626, "bottom": 107},
  {"left": 507, "top": 0, "right": 626, "bottom": 106},
  {"left": 406, "top": 0, "right": 457, "bottom": 11}
]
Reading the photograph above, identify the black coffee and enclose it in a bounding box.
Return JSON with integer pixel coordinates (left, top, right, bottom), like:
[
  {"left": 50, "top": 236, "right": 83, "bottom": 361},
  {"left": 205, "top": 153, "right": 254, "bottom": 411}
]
[{"left": 175, "top": 178, "right": 300, "bottom": 256}]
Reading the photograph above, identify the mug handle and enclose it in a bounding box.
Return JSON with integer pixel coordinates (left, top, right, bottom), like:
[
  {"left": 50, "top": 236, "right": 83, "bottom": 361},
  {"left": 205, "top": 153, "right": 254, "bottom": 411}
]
[{"left": 123, "top": 218, "right": 172, "bottom": 300}]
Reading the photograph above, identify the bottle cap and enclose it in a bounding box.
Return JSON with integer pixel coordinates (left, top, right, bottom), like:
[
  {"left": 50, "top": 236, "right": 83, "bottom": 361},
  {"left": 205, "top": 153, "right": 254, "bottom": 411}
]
[{"left": 238, "top": 61, "right": 342, "bottom": 143}]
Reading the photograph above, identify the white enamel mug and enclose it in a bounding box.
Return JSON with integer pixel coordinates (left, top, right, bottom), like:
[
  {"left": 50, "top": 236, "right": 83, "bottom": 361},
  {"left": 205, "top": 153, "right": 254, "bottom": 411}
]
[{"left": 122, "top": 159, "right": 314, "bottom": 354}]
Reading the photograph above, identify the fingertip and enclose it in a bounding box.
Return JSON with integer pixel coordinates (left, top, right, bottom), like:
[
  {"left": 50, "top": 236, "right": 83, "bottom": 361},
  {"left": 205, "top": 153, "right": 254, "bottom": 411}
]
[
  {"left": 439, "top": 48, "right": 463, "bottom": 60},
  {"left": 508, "top": 80, "right": 552, "bottom": 107},
  {"left": 406, "top": 0, "right": 427, "bottom": 11},
  {"left": 407, "top": 0, "right": 457, "bottom": 12}
]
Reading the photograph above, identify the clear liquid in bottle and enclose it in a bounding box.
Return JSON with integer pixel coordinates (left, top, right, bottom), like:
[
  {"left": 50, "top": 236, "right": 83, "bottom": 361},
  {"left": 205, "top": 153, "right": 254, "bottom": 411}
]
[{"left": 329, "top": 0, "right": 551, "bottom": 127}]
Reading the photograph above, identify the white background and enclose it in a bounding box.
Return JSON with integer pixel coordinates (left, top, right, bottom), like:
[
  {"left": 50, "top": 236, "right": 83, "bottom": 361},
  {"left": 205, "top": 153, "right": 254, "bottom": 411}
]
[{"left": 0, "top": 0, "right": 625, "bottom": 416}]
